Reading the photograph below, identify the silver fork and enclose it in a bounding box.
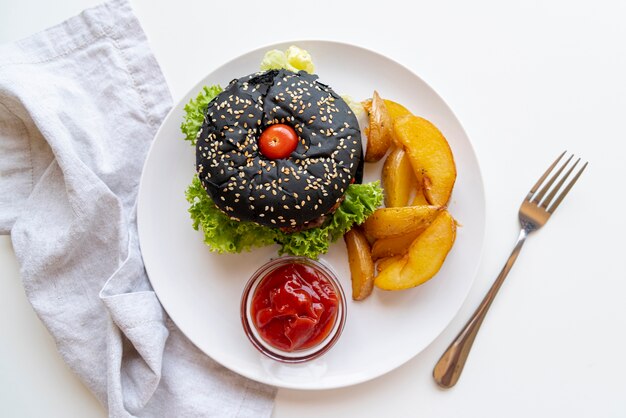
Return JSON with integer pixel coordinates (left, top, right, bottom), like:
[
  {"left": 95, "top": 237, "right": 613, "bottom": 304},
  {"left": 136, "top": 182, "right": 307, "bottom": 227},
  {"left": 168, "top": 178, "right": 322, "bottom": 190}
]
[{"left": 433, "top": 151, "right": 588, "bottom": 388}]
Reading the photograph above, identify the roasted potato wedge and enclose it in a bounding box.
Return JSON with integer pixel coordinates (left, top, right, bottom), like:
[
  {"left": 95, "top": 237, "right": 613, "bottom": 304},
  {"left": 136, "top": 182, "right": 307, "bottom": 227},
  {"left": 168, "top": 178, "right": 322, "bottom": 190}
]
[
  {"left": 394, "top": 115, "right": 457, "bottom": 206},
  {"left": 363, "top": 205, "right": 442, "bottom": 240},
  {"left": 384, "top": 99, "right": 411, "bottom": 146},
  {"left": 382, "top": 147, "right": 417, "bottom": 207},
  {"left": 371, "top": 230, "right": 421, "bottom": 260},
  {"left": 374, "top": 256, "right": 408, "bottom": 286},
  {"left": 375, "top": 211, "right": 457, "bottom": 290},
  {"left": 364, "top": 98, "right": 412, "bottom": 122},
  {"left": 364, "top": 91, "right": 393, "bottom": 162},
  {"left": 363, "top": 98, "right": 411, "bottom": 147},
  {"left": 362, "top": 98, "right": 371, "bottom": 113},
  {"left": 376, "top": 255, "right": 404, "bottom": 273},
  {"left": 411, "top": 190, "right": 429, "bottom": 206},
  {"left": 344, "top": 227, "right": 375, "bottom": 301},
  {"left": 384, "top": 99, "right": 412, "bottom": 121}
]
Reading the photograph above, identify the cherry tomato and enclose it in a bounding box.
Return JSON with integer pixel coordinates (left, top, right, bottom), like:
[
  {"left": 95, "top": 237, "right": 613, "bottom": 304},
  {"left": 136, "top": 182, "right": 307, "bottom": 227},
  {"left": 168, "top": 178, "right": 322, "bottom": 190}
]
[{"left": 258, "top": 124, "right": 298, "bottom": 159}]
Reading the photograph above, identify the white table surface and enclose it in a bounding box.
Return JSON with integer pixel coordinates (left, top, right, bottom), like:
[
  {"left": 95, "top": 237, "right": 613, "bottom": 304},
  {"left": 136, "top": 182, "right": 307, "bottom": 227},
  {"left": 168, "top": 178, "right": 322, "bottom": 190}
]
[{"left": 1, "top": 1, "right": 625, "bottom": 417}]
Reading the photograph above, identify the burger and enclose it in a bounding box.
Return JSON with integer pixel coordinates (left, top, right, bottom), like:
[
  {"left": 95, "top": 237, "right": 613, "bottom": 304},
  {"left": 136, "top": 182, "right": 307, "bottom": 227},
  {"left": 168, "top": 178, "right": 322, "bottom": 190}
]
[{"left": 182, "top": 49, "right": 382, "bottom": 258}]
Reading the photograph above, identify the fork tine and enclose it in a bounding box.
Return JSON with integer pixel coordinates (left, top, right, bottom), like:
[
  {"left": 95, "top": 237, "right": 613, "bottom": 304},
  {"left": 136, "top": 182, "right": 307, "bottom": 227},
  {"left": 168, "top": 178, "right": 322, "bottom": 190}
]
[
  {"left": 541, "top": 158, "right": 580, "bottom": 209},
  {"left": 531, "top": 153, "right": 573, "bottom": 203},
  {"left": 527, "top": 151, "right": 567, "bottom": 200},
  {"left": 547, "top": 161, "right": 588, "bottom": 213}
]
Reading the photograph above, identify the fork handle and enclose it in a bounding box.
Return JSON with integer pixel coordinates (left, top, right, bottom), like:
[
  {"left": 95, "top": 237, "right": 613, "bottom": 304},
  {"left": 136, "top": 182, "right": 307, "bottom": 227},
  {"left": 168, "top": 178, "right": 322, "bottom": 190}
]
[{"left": 433, "top": 228, "right": 528, "bottom": 388}]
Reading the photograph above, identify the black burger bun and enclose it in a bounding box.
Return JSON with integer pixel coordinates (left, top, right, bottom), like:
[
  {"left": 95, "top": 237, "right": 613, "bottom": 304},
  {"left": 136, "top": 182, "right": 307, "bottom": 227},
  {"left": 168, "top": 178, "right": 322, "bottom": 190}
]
[{"left": 196, "top": 69, "right": 362, "bottom": 229}]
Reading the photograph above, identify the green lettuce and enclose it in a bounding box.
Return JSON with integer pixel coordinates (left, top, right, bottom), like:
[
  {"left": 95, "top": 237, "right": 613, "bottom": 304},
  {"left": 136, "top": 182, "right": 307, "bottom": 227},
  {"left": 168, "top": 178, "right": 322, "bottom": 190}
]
[
  {"left": 260, "top": 45, "right": 315, "bottom": 73},
  {"left": 185, "top": 176, "right": 278, "bottom": 253},
  {"left": 185, "top": 177, "right": 383, "bottom": 259},
  {"left": 341, "top": 94, "right": 365, "bottom": 118},
  {"left": 277, "top": 182, "right": 383, "bottom": 257},
  {"left": 180, "top": 85, "right": 223, "bottom": 145}
]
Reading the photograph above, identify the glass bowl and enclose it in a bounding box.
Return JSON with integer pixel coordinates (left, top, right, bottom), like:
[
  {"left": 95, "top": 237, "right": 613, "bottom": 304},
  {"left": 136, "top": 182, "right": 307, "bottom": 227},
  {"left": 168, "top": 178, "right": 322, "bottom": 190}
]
[{"left": 240, "top": 256, "right": 346, "bottom": 363}]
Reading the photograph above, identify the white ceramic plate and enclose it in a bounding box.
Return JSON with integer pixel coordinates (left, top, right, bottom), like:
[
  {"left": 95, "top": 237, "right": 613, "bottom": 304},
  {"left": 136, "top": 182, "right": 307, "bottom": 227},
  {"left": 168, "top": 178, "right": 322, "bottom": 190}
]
[{"left": 138, "top": 40, "right": 485, "bottom": 390}]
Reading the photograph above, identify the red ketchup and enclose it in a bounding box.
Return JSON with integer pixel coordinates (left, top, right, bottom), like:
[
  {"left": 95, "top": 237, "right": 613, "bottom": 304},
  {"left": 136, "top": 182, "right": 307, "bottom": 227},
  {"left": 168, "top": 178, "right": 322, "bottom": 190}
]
[{"left": 250, "top": 262, "right": 339, "bottom": 352}]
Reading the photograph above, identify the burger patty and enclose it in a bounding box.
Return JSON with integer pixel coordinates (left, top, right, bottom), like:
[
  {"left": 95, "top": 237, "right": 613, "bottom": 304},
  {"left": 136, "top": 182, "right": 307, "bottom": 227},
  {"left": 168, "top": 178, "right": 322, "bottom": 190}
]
[{"left": 195, "top": 69, "right": 362, "bottom": 229}]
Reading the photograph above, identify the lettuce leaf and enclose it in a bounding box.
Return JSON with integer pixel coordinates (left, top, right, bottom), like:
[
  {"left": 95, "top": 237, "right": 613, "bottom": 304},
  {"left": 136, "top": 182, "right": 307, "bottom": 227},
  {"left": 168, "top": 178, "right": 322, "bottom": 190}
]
[
  {"left": 276, "top": 182, "right": 383, "bottom": 257},
  {"left": 186, "top": 176, "right": 278, "bottom": 253},
  {"left": 185, "top": 177, "right": 383, "bottom": 259},
  {"left": 260, "top": 49, "right": 289, "bottom": 71},
  {"left": 180, "top": 85, "right": 223, "bottom": 145},
  {"left": 260, "top": 46, "right": 315, "bottom": 73},
  {"left": 284, "top": 45, "right": 315, "bottom": 73},
  {"left": 341, "top": 94, "right": 365, "bottom": 118},
  {"left": 277, "top": 227, "right": 331, "bottom": 258}
]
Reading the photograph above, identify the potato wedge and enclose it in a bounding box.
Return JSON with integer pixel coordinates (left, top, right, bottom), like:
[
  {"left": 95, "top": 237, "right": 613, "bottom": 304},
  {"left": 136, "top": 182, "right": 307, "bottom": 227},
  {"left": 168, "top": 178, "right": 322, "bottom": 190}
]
[
  {"left": 374, "top": 255, "right": 407, "bottom": 287},
  {"left": 384, "top": 99, "right": 411, "bottom": 146},
  {"left": 384, "top": 99, "right": 412, "bottom": 121},
  {"left": 375, "top": 211, "right": 457, "bottom": 290},
  {"left": 363, "top": 205, "right": 442, "bottom": 240},
  {"left": 364, "top": 91, "right": 393, "bottom": 162},
  {"left": 363, "top": 98, "right": 412, "bottom": 147},
  {"left": 411, "top": 191, "right": 429, "bottom": 206},
  {"left": 362, "top": 98, "right": 371, "bottom": 113},
  {"left": 371, "top": 230, "right": 421, "bottom": 260},
  {"left": 376, "top": 255, "right": 404, "bottom": 273},
  {"left": 382, "top": 147, "right": 417, "bottom": 207},
  {"left": 344, "top": 227, "right": 375, "bottom": 301},
  {"left": 364, "top": 99, "right": 412, "bottom": 122},
  {"left": 394, "top": 115, "right": 457, "bottom": 206}
]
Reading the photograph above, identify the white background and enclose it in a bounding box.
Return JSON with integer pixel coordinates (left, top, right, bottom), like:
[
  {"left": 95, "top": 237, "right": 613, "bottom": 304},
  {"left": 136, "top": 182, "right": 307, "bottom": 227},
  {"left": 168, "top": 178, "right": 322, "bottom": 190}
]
[{"left": 1, "top": 0, "right": 625, "bottom": 417}]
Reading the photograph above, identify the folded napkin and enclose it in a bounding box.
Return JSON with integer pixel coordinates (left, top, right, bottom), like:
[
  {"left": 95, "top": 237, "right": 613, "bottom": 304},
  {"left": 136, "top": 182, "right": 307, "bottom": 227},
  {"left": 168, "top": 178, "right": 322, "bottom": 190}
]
[{"left": 0, "top": 0, "right": 275, "bottom": 416}]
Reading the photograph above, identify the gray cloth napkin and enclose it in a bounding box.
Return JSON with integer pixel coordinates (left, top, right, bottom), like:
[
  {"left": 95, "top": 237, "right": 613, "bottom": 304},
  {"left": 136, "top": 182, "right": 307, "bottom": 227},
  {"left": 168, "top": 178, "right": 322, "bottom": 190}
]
[{"left": 0, "top": 0, "right": 276, "bottom": 416}]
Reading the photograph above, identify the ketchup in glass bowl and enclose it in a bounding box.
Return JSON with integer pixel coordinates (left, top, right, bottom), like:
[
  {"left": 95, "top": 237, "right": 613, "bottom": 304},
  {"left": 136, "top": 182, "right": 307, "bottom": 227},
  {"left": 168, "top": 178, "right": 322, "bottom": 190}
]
[{"left": 241, "top": 257, "right": 346, "bottom": 363}]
